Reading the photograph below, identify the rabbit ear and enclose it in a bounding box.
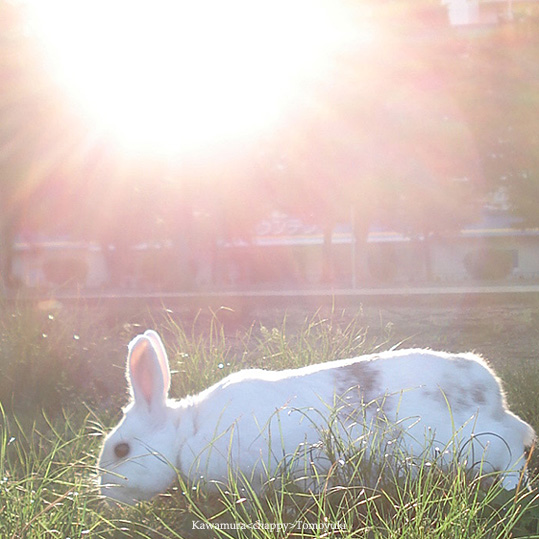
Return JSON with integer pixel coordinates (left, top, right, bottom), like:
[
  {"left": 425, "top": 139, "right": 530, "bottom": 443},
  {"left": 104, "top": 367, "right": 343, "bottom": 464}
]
[
  {"left": 143, "top": 330, "right": 171, "bottom": 391},
  {"left": 127, "top": 334, "right": 170, "bottom": 412}
]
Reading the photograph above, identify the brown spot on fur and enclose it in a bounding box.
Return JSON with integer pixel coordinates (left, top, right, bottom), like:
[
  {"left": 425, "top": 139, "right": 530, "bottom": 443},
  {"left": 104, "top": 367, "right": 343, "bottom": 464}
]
[
  {"left": 491, "top": 407, "right": 506, "bottom": 421},
  {"left": 472, "top": 384, "right": 487, "bottom": 405},
  {"left": 432, "top": 385, "right": 464, "bottom": 410},
  {"left": 336, "top": 361, "right": 380, "bottom": 404},
  {"left": 456, "top": 390, "right": 470, "bottom": 410},
  {"left": 455, "top": 359, "right": 473, "bottom": 370},
  {"left": 436, "top": 384, "right": 486, "bottom": 412}
]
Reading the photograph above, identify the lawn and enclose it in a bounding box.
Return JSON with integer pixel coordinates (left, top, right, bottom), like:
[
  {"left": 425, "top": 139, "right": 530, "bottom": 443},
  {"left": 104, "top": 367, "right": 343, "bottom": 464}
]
[{"left": 1, "top": 296, "right": 539, "bottom": 538}]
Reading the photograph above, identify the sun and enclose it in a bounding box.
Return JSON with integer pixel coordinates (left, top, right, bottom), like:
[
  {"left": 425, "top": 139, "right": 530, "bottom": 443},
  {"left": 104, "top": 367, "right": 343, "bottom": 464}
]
[{"left": 25, "top": 0, "right": 363, "bottom": 159}]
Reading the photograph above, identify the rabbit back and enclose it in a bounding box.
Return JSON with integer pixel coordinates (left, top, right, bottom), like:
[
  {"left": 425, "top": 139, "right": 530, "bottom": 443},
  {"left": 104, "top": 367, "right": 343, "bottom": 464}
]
[{"left": 177, "top": 349, "right": 534, "bottom": 490}]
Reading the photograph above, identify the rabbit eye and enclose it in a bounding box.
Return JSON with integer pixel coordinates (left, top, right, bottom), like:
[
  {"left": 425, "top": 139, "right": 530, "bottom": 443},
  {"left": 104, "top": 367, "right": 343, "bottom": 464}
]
[{"left": 114, "top": 442, "right": 130, "bottom": 459}]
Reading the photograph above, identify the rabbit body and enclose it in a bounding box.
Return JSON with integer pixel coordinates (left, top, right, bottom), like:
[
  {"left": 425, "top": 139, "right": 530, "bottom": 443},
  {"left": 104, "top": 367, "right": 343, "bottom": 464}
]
[{"left": 98, "top": 331, "right": 535, "bottom": 505}]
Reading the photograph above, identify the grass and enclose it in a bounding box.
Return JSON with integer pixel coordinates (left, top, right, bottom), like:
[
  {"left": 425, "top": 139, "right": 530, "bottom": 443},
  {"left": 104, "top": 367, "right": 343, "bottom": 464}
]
[{"left": 1, "top": 301, "right": 539, "bottom": 537}]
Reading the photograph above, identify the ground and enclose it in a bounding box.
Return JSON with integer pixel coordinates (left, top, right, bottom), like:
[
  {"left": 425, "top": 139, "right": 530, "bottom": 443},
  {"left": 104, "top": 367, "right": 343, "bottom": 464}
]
[{"left": 245, "top": 296, "right": 539, "bottom": 364}]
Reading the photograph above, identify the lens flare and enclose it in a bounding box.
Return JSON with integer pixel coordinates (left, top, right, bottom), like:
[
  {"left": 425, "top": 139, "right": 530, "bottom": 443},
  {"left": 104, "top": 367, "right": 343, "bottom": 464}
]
[{"left": 25, "top": 0, "right": 365, "bottom": 158}]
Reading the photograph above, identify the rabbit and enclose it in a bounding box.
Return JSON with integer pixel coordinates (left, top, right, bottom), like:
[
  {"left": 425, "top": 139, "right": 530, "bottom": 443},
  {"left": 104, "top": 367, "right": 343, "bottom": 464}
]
[{"left": 98, "top": 330, "right": 535, "bottom": 505}]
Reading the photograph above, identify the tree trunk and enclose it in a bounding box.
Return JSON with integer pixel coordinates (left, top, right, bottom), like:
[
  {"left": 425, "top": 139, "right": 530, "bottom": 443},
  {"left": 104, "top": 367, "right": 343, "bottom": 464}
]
[
  {"left": 422, "top": 233, "right": 433, "bottom": 281},
  {"left": 351, "top": 207, "right": 371, "bottom": 286},
  {"left": 321, "top": 223, "right": 335, "bottom": 284},
  {"left": 172, "top": 183, "right": 196, "bottom": 290},
  {"left": 0, "top": 214, "right": 15, "bottom": 293}
]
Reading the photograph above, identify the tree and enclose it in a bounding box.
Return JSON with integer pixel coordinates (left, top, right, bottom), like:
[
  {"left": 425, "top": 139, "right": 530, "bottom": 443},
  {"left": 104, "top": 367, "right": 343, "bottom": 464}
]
[
  {"left": 446, "top": 11, "right": 539, "bottom": 229},
  {"left": 0, "top": 0, "right": 51, "bottom": 288},
  {"left": 378, "top": 78, "right": 482, "bottom": 279},
  {"left": 259, "top": 1, "right": 484, "bottom": 285},
  {"left": 5, "top": 0, "right": 536, "bottom": 292}
]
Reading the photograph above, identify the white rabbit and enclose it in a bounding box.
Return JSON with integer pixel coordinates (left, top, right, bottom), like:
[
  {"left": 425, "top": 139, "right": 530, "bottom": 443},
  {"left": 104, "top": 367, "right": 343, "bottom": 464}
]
[{"left": 98, "top": 330, "right": 535, "bottom": 505}]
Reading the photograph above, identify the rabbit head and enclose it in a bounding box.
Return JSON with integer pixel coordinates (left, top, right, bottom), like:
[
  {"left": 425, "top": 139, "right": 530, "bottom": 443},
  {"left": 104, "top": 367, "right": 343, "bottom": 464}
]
[{"left": 98, "top": 330, "right": 179, "bottom": 505}]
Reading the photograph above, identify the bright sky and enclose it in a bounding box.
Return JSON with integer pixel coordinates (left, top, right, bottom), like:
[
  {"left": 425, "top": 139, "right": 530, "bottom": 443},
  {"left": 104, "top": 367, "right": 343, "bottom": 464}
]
[{"left": 25, "top": 0, "right": 367, "bottom": 159}]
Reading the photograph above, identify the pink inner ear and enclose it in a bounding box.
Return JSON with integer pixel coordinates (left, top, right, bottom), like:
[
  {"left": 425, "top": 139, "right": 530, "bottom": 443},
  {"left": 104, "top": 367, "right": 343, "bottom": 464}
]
[
  {"left": 130, "top": 340, "right": 156, "bottom": 406},
  {"left": 144, "top": 331, "right": 171, "bottom": 392}
]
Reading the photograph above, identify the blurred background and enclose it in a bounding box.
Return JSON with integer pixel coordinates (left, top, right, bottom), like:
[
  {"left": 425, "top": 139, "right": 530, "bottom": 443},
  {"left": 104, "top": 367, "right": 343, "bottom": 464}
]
[{"left": 1, "top": 0, "right": 539, "bottom": 293}]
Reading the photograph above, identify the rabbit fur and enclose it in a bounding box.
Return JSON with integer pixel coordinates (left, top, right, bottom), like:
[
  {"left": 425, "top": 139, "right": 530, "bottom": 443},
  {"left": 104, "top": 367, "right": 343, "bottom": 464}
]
[{"left": 98, "top": 330, "right": 535, "bottom": 505}]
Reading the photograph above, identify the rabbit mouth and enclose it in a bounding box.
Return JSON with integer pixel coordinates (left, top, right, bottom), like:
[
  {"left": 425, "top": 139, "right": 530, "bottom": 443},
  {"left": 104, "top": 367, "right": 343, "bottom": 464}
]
[
  {"left": 100, "top": 484, "right": 139, "bottom": 506},
  {"left": 100, "top": 480, "right": 156, "bottom": 506}
]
